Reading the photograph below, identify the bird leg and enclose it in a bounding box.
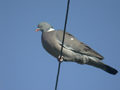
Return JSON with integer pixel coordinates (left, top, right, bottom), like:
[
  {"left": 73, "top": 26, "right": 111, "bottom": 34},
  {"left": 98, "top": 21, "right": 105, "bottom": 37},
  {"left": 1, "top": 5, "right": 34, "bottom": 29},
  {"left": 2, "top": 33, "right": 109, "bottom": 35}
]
[{"left": 58, "top": 55, "right": 64, "bottom": 62}]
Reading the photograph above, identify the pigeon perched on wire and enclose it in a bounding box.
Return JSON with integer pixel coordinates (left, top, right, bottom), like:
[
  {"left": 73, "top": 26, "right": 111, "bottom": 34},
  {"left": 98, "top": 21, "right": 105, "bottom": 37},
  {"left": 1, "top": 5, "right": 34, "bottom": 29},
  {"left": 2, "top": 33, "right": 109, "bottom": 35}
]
[{"left": 35, "top": 22, "right": 118, "bottom": 75}]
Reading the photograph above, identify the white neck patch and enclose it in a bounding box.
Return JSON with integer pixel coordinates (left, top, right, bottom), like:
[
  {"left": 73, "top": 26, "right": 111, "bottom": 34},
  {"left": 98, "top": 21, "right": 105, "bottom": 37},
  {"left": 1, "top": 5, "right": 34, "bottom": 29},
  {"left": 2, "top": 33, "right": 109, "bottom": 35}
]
[{"left": 47, "top": 28, "right": 55, "bottom": 32}]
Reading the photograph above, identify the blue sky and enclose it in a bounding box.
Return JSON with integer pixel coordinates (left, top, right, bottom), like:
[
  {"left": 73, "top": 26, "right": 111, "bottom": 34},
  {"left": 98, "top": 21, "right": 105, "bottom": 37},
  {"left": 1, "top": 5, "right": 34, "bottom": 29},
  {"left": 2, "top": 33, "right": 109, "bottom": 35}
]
[{"left": 0, "top": 0, "right": 120, "bottom": 90}]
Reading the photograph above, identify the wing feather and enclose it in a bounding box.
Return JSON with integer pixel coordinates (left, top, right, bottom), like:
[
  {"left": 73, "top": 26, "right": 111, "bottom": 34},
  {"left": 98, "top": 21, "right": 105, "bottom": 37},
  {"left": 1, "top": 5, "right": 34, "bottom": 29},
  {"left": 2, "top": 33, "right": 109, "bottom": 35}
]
[{"left": 55, "top": 30, "right": 104, "bottom": 60}]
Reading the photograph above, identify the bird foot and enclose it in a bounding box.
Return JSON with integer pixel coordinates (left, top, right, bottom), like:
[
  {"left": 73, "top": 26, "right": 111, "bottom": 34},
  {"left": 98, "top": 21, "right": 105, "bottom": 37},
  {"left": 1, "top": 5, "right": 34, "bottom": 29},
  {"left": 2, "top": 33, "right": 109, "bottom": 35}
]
[{"left": 58, "top": 55, "right": 64, "bottom": 62}]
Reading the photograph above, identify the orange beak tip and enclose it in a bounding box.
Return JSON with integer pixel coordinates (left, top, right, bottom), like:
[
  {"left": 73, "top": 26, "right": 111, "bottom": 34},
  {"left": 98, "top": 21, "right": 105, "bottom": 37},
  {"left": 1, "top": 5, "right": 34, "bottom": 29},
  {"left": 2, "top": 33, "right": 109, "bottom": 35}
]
[{"left": 35, "top": 28, "right": 40, "bottom": 32}]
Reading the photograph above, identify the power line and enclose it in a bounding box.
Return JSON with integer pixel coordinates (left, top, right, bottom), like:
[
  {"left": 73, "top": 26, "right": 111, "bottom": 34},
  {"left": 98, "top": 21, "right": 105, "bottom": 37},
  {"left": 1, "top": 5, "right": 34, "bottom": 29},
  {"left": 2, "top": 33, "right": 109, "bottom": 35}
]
[{"left": 55, "top": 0, "right": 70, "bottom": 90}]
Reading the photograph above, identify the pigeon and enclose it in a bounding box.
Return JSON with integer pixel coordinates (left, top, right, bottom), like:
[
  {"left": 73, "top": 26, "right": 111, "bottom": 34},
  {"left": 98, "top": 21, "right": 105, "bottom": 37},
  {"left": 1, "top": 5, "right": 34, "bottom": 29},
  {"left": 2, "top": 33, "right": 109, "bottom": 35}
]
[{"left": 35, "top": 22, "right": 118, "bottom": 75}]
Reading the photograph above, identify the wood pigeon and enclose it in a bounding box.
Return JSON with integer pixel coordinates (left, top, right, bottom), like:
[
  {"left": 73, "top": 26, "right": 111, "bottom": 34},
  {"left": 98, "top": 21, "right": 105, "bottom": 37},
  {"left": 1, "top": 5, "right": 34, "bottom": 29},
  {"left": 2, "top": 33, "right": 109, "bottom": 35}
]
[{"left": 35, "top": 22, "right": 118, "bottom": 75}]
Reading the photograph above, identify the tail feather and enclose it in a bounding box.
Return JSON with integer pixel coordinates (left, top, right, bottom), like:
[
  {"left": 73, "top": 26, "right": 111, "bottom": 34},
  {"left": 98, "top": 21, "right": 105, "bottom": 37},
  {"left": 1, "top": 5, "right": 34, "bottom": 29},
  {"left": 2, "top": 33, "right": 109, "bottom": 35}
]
[{"left": 86, "top": 60, "right": 118, "bottom": 75}]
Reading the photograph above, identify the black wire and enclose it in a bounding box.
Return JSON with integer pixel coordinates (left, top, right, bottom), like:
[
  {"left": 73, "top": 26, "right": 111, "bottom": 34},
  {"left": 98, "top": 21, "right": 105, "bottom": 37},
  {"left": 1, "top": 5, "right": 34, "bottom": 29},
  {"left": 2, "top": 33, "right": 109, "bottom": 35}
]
[
  {"left": 55, "top": 61, "right": 61, "bottom": 90},
  {"left": 55, "top": 0, "right": 70, "bottom": 90}
]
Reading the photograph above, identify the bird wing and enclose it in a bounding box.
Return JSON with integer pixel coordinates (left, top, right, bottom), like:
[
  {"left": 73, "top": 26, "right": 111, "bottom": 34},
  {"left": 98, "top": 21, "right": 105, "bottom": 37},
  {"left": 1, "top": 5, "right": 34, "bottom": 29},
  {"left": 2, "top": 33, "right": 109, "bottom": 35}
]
[{"left": 55, "top": 30, "right": 104, "bottom": 60}]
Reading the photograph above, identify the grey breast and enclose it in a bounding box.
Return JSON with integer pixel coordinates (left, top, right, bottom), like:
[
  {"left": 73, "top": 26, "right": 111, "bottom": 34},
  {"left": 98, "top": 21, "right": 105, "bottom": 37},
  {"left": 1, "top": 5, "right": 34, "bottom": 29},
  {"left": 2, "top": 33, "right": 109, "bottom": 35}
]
[{"left": 41, "top": 31, "right": 60, "bottom": 58}]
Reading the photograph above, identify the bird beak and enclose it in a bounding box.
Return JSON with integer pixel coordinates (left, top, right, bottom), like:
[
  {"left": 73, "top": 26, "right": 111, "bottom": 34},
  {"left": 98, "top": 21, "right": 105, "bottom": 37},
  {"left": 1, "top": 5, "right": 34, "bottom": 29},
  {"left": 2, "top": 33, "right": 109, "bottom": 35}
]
[{"left": 35, "top": 28, "right": 40, "bottom": 32}]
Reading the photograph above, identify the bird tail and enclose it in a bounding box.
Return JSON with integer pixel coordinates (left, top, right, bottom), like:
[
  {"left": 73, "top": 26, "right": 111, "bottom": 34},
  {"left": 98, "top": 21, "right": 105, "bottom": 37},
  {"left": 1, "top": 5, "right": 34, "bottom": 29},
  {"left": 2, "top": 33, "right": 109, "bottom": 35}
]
[{"left": 86, "top": 60, "right": 118, "bottom": 75}]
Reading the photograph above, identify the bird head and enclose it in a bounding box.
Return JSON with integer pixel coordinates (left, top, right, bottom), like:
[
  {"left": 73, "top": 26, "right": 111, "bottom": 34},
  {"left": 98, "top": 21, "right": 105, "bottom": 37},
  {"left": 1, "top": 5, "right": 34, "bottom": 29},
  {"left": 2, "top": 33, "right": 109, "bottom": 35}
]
[{"left": 35, "top": 22, "right": 53, "bottom": 32}]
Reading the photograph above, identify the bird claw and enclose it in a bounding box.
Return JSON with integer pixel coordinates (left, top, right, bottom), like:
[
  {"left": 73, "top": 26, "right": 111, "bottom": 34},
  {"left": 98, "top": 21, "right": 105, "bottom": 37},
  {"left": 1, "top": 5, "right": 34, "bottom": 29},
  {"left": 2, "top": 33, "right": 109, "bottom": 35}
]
[{"left": 58, "top": 55, "right": 64, "bottom": 62}]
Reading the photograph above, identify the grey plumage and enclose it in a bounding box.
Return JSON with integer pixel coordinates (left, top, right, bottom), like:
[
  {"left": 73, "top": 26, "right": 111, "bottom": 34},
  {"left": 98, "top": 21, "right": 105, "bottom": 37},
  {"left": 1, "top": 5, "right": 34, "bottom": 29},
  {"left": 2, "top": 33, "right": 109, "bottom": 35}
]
[{"left": 36, "top": 22, "right": 118, "bottom": 75}]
